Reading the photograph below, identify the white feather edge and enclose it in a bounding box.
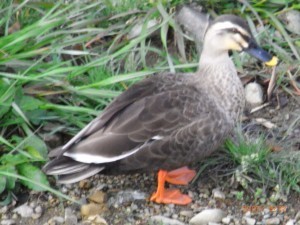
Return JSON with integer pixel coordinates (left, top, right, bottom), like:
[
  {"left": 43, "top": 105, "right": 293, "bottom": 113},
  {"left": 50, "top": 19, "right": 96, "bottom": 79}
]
[
  {"left": 64, "top": 143, "right": 142, "bottom": 164},
  {"left": 57, "top": 166, "right": 105, "bottom": 184},
  {"left": 63, "top": 135, "right": 164, "bottom": 164}
]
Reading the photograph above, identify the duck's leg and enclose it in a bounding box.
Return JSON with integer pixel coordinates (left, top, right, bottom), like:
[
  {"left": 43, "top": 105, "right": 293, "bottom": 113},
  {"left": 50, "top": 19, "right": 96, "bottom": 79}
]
[{"left": 150, "top": 166, "right": 196, "bottom": 205}]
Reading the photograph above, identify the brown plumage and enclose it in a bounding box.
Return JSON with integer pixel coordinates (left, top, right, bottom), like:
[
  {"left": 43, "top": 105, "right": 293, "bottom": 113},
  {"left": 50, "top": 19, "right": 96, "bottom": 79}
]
[{"left": 43, "top": 15, "right": 276, "bottom": 192}]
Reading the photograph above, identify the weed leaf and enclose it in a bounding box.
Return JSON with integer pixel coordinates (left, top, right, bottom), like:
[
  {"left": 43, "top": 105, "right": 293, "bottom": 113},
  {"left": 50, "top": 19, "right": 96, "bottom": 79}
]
[{"left": 17, "top": 163, "right": 49, "bottom": 191}]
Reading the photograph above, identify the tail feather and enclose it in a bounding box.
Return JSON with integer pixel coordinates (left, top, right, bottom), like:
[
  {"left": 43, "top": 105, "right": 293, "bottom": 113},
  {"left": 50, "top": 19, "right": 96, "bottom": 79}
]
[
  {"left": 57, "top": 165, "right": 105, "bottom": 184},
  {"left": 43, "top": 156, "right": 105, "bottom": 184},
  {"left": 43, "top": 158, "right": 89, "bottom": 175}
]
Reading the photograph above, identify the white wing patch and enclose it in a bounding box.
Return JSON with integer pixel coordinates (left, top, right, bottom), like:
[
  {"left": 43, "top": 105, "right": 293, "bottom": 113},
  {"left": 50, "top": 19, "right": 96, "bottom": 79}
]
[
  {"left": 63, "top": 135, "right": 164, "bottom": 164},
  {"left": 63, "top": 146, "right": 141, "bottom": 164}
]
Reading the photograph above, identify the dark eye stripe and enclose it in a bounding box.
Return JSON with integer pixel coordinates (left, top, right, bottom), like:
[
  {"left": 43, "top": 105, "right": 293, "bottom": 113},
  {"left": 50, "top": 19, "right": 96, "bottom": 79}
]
[{"left": 226, "top": 28, "right": 250, "bottom": 42}]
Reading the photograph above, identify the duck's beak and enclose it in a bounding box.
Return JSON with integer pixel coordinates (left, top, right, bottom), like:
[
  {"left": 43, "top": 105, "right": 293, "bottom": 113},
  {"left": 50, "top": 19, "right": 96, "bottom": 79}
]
[{"left": 244, "top": 39, "right": 278, "bottom": 66}]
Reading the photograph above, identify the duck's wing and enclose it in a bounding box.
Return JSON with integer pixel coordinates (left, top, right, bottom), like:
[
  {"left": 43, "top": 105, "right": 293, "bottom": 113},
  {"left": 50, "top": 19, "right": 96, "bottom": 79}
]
[
  {"left": 46, "top": 73, "right": 199, "bottom": 159},
  {"left": 56, "top": 84, "right": 199, "bottom": 163},
  {"left": 58, "top": 77, "right": 160, "bottom": 152}
]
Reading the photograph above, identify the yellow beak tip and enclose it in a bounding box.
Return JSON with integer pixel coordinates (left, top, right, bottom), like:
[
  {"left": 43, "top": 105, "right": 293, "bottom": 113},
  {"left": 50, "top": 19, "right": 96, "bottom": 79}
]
[{"left": 265, "top": 56, "right": 278, "bottom": 67}]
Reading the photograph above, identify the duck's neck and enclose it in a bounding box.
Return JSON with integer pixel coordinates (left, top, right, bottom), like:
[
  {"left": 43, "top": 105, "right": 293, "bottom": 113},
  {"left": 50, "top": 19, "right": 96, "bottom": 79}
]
[{"left": 197, "top": 50, "right": 245, "bottom": 122}]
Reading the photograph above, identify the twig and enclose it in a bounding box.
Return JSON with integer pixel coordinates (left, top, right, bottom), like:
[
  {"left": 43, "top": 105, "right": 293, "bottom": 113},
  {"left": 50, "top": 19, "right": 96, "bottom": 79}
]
[
  {"left": 267, "top": 66, "right": 278, "bottom": 101},
  {"left": 255, "top": 118, "right": 277, "bottom": 129},
  {"left": 287, "top": 70, "right": 300, "bottom": 95},
  {"left": 250, "top": 102, "right": 270, "bottom": 114}
]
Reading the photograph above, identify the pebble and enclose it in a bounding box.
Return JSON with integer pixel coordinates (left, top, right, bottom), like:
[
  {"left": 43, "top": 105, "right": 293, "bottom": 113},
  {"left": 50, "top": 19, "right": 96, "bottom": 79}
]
[
  {"left": 286, "top": 219, "right": 295, "bottom": 225},
  {"left": 222, "top": 217, "right": 232, "bottom": 224},
  {"left": 244, "top": 217, "right": 256, "bottom": 225},
  {"left": 264, "top": 217, "right": 281, "bottom": 225},
  {"left": 212, "top": 188, "right": 225, "bottom": 199},
  {"left": 61, "top": 186, "right": 68, "bottom": 194},
  {"left": 32, "top": 213, "right": 42, "bottom": 219},
  {"left": 13, "top": 203, "right": 33, "bottom": 218},
  {"left": 244, "top": 82, "right": 264, "bottom": 108},
  {"left": 295, "top": 211, "right": 300, "bottom": 221},
  {"left": 81, "top": 203, "right": 107, "bottom": 217},
  {"left": 0, "top": 220, "right": 16, "bottom": 225},
  {"left": 86, "top": 215, "right": 108, "bottom": 225},
  {"left": 180, "top": 210, "right": 194, "bottom": 218},
  {"left": 278, "top": 10, "right": 300, "bottom": 35},
  {"left": 107, "top": 190, "right": 146, "bottom": 206},
  {"left": 150, "top": 215, "right": 186, "bottom": 225},
  {"left": 0, "top": 206, "right": 8, "bottom": 214},
  {"left": 29, "top": 202, "right": 36, "bottom": 208},
  {"left": 11, "top": 214, "right": 18, "bottom": 220},
  {"left": 189, "top": 208, "right": 226, "bottom": 225},
  {"left": 79, "top": 180, "right": 92, "bottom": 189},
  {"left": 35, "top": 205, "right": 43, "bottom": 214},
  {"left": 88, "top": 191, "right": 106, "bottom": 204},
  {"left": 49, "top": 216, "right": 64, "bottom": 224},
  {"left": 65, "top": 207, "right": 78, "bottom": 225},
  {"left": 244, "top": 211, "right": 252, "bottom": 218}
]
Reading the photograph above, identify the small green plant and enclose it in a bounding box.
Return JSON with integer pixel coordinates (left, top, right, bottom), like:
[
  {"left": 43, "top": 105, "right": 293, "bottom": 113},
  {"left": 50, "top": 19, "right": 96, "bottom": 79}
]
[
  {"left": 224, "top": 128, "right": 300, "bottom": 198},
  {"left": 235, "top": 191, "right": 244, "bottom": 201},
  {"left": 0, "top": 133, "right": 49, "bottom": 205}
]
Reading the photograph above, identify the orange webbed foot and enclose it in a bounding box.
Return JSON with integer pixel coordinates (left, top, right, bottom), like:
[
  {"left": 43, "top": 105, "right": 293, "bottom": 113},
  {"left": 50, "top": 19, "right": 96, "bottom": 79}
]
[
  {"left": 150, "top": 188, "right": 192, "bottom": 205},
  {"left": 165, "top": 166, "right": 196, "bottom": 185},
  {"left": 150, "top": 167, "right": 196, "bottom": 205}
]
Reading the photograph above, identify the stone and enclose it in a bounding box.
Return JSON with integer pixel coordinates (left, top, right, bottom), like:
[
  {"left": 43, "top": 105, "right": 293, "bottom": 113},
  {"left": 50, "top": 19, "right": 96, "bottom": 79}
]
[
  {"left": 81, "top": 203, "right": 107, "bottom": 217},
  {"left": 244, "top": 217, "right": 256, "bottom": 225},
  {"left": 31, "top": 213, "right": 42, "bottom": 219},
  {"left": 295, "top": 211, "right": 300, "bottom": 221},
  {"left": 86, "top": 215, "right": 108, "bottom": 225},
  {"left": 35, "top": 205, "right": 43, "bottom": 214},
  {"left": 49, "top": 216, "right": 64, "bottom": 224},
  {"left": 107, "top": 190, "right": 146, "bottom": 206},
  {"left": 0, "top": 206, "right": 8, "bottom": 214},
  {"left": 222, "top": 217, "right": 232, "bottom": 224},
  {"left": 245, "top": 82, "right": 264, "bottom": 108},
  {"left": 286, "top": 219, "right": 295, "bottom": 225},
  {"left": 175, "top": 5, "right": 211, "bottom": 54},
  {"left": 150, "top": 215, "right": 186, "bottom": 225},
  {"left": 264, "top": 217, "right": 281, "bottom": 225},
  {"left": 180, "top": 210, "right": 194, "bottom": 218},
  {"left": 88, "top": 190, "right": 106, "bottom": 204},
  {"left": 189, "top": 209, "right": 226, "bottom": 225},
  {"left": 212, "top": 188, "right": 225, "bottom": 199},
  {"left": 79, "top": 180, "right": 92, "bottom": 189},
  {"left": 278, "top": 10, "right": 300, "bottom": 35},
  {"left": 0, "top": 220, "right": 16, "bottom": 225},
  {"left": 13, "top": 204, "right": 33, "bottom": 218},
  {"left": 65, "top": 207, "right": 78, "bottom": 225}
]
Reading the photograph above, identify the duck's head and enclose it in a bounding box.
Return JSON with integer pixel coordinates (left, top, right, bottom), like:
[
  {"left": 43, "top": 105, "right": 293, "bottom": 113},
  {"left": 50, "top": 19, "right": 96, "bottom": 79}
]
[{"left": 204, "top": 15, "right": 277, "bottom": 66}]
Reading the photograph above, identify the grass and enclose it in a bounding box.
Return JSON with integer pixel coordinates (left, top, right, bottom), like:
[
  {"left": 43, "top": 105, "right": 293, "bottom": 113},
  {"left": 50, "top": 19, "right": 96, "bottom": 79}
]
[
  {"left": 224, "top": 128, "right": 300, "bottom": 201},
  {"left": 0, "top": 0, "right": 299, "bottom": 206}
]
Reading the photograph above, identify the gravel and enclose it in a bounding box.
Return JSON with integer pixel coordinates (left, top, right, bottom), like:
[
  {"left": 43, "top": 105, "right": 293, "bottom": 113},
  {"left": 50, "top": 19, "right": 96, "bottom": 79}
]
[{"left": 0, "top": 172, "right": 299, "bottom": 225}]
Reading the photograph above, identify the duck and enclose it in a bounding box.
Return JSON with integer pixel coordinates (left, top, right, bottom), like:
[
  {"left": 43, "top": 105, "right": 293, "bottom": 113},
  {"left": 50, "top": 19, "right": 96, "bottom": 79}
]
[{"left": 43, "top": 14, "right": 277, "bottom": 205}]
